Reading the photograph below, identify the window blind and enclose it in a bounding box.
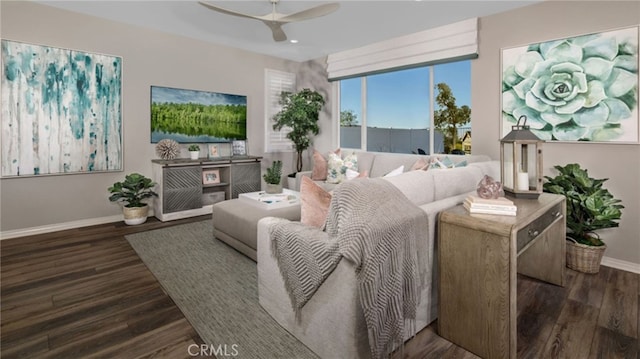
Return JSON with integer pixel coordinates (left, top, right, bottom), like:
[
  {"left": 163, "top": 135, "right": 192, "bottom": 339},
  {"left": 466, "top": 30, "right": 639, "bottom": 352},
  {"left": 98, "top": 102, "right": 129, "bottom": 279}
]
[
  {"left": 265, "top": 69, "right": 296, "bottom": 152},
  {"left": 327, "top": 18, "right": 478, "bottom": 81}
]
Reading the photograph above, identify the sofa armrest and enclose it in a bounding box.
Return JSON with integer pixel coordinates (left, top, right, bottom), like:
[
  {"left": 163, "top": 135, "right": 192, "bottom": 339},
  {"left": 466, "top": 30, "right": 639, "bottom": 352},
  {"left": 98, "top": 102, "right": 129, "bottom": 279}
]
[
  {"left": 293, "top": 171, "right": 312, "bottom": 191},
  {"left": 256, "top": 217, "right": 371, "bottom": 358}
]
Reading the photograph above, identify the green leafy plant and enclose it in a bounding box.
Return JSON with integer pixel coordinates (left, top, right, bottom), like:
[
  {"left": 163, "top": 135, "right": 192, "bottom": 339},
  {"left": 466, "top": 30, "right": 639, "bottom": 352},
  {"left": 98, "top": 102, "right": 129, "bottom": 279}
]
[
  {"left": 543, "top": 163, "right": 623, "bottom": 246},
  {"left": 108, "top": 173, "right": 158, "bottom": 208},
  {"left": 188, "top": 144, "right": 200, "bottom": 151},
  {"left": 263, "top": 160, "right": 283, "bottom": 185},
  {"left": 272, "top": 88, "right": 325, "bottom": 173}
]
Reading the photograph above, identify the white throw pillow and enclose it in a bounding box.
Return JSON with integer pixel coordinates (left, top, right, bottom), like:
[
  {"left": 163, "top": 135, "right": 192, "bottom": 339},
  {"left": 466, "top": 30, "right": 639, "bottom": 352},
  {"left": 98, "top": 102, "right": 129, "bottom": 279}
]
[{"left": 384, "top": 165, "right": 404, "bottom": 177}]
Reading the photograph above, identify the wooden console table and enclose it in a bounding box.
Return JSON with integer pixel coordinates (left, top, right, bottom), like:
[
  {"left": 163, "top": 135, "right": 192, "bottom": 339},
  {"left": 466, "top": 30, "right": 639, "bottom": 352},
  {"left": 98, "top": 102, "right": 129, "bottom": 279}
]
[{"left": 437, "top": 193, "right": 565, "bottom": 359}]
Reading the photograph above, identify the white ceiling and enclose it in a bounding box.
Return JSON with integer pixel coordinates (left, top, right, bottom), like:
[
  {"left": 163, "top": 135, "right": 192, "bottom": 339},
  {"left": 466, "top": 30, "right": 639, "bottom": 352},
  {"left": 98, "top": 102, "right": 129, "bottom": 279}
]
[{"left": 36, "top": 0, "right": 540, "bottom": 62}]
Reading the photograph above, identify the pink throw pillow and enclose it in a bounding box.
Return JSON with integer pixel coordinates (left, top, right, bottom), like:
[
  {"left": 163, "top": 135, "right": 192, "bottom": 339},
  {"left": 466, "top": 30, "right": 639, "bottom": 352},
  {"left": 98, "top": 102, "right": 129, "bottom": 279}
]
[
  {"left": 410, "top": 157, "right": 429, "bottom": 171},
  {"left": 311, "top": 148, "right": 341, "bottom": 181},
  {"left": 300, "top": 176, "right": 332, "bottom": 228}
]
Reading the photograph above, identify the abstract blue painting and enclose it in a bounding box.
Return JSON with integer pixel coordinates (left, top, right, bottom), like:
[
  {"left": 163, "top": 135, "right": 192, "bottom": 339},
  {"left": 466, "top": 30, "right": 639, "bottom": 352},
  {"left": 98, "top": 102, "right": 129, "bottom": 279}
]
[{"left": 1, "top": 40, "right": 122, "bottom": 177}]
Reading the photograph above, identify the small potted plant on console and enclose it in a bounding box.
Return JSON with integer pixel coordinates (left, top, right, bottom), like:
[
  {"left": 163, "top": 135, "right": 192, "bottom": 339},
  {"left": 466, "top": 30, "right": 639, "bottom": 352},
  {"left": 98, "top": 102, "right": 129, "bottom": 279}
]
[
  {"left": 263, "top": 160, "right": 283, "bottom": 194},
  {"left": 188, "top": 144, "right": 200, "bottom": 160},
  {"left": 108, "top": 173, "right": 158, "bottom": 225}
]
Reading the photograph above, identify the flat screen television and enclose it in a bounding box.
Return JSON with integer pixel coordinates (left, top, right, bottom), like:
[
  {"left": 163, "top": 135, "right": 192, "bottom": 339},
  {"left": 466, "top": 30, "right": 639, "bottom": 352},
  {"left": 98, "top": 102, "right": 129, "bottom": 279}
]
[{"left": 150, "top": 86, "right": 247, "bottom": 143}]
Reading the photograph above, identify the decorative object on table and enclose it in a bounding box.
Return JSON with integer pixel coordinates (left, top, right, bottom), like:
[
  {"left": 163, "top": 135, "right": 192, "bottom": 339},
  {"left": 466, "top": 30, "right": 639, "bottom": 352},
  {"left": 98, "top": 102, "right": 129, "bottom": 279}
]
[
  {"left": 272, "top": 88, "right": 325, "bottom": 174},
  {"left": 202, "top": 169, "right": 221, "bottom": 185},
  {"left": 501, "top": 26, "right": 638, "bottom": 143},
  {"left": 500, "top": 115, "right": 543, "bottom": 199},
  {"left": 188, "top": 144, "right": 200, "bottom": 160},
  {"left": 463, "top": 194, "right": 517, "bottom": 216},
  {"left": 108, "top": 173, "right": 158, "bottom": 225},
  {"left": 232, "top": 140, "right": 247, "bottom": 156},
  {"left": 155, "top": 139, "right": 180, "bottom": 160},
  {"left": 543, "top": 163, "right": 624, "bottom": 273},
  {"left": 1, "top": 40, "right": 123, "bottom": 177},
  {"left": 150, "top": 86, "right": 247, "bottom": 143},
  {"left": 208, "top": 144, "right": 220, "bottom": 158},
  {"left": 263, "top": 160, "right": 283, "bottom": 194},
  {"left": 476, "top": 175, "right": 504, "bottom": 199}
]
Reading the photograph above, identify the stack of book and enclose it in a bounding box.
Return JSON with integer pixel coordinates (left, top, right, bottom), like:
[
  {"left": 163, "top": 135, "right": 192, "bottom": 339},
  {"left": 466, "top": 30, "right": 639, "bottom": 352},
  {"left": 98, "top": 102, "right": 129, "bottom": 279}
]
[{"left": 463, "top": 194, "right": 517, "bottom": 216}]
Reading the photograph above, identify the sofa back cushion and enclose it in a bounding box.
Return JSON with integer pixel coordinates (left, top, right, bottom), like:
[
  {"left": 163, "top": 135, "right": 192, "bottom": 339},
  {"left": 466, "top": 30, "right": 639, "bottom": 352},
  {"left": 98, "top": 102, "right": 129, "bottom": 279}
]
[
  {"left": 369, "top": 153, "right": 430, "bottom": 178},
  {"left": 383, "top": 170, "right": 435, "bottom": 205},
  {"left": 429, "top": 166, "right": 484, "bottom": 201}
]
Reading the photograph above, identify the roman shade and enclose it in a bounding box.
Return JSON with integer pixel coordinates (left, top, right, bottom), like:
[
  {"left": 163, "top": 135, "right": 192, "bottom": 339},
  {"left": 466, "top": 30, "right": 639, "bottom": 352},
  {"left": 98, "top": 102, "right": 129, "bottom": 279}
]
[{"left": 327, "top": 18, "right": 478, "bottom": 81}]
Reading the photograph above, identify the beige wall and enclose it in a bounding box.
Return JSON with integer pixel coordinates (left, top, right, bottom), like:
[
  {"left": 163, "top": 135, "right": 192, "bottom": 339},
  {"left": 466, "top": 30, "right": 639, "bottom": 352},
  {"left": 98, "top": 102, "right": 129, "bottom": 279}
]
[
  {"left": 0, "top": 1, "right": 298, "bottom": 232},
  {"left": 472, "top": 1, "right": 640, "bottom": 266},
  {"left": 2, "top": 1, "right": 638, "bottom": 268}
]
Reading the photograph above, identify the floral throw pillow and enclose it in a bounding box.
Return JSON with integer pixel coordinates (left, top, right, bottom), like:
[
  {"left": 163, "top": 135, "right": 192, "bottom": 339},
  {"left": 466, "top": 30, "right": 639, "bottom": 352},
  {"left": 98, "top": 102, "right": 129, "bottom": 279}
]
[{"left": 326, "top": 152, "right": 358, "bottom": 184}]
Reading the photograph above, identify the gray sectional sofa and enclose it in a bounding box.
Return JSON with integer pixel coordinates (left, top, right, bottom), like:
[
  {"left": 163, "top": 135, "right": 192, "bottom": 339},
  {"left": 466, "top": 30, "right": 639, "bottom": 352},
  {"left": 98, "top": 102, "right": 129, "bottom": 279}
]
[
  {"left": 258, "top": 155, "right": 501, "bottom": 358},
  {"left": 293, "top": 150, "right": 493, "bottom": 191}
]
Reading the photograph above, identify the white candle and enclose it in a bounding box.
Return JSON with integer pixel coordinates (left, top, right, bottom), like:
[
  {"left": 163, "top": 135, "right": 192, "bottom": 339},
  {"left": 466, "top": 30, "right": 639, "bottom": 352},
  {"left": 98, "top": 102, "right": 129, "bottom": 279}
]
[{"left": 517, "top": 172, "right": 529, "bottom": 191}]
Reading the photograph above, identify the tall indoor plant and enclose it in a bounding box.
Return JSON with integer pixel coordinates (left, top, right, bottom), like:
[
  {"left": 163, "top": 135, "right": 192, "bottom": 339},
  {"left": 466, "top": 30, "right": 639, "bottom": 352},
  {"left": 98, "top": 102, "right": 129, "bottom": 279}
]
[
  {"left": 543, "top": 163, "right": 624, "bottom": 273},
  {"left": 272, "top": 88, "right": 325, "bottom": 174},
  {"left": 108, "top": 173, "right": 158, "bottom": 225}
]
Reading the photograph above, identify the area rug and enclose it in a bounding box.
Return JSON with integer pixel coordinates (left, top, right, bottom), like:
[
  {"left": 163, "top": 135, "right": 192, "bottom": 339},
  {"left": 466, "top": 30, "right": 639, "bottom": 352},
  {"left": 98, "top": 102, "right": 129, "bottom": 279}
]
[{"left": 126, "top": 220, "right": 318, "bottom": 359}]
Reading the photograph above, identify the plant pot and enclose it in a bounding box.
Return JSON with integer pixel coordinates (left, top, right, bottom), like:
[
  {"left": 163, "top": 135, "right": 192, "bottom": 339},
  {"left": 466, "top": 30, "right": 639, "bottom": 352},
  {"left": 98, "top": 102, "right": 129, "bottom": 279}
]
[
  {"left": 265, "top": 183, "right": 283, "bottom": 194},
  {"left": 189, "top": 151, "right": 199, "bottom": 160},
  {"left": 566, "top": 239, "right": 606, "bottom": 274},
  {"left": 123, "top": 205, "right": 149, "bottom": 225}
]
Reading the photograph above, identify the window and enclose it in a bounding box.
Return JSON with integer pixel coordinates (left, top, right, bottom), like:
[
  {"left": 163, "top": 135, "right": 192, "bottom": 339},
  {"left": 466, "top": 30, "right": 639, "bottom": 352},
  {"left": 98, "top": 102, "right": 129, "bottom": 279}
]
[
  {"left": 339, "top": 60, "right": 471, "bottom": 155},
  {"left": 265, "top": 69, "right": 296, "bottom": 152}
]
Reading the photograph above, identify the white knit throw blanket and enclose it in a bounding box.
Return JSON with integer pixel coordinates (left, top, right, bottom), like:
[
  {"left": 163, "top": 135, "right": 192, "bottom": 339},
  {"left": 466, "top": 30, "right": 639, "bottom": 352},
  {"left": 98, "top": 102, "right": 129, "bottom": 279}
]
[{"left": 270, "top": 178, "right": 428, "bottom": 359}]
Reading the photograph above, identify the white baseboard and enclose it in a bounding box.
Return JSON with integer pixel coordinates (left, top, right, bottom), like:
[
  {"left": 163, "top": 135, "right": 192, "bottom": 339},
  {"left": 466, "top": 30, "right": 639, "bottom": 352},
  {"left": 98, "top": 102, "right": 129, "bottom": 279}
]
[
  {"left": 601, "top": 256, "right": 640, "bottom": 274},
  {"left": 1, "top": 215, "right": 124, "bottom": 240}
]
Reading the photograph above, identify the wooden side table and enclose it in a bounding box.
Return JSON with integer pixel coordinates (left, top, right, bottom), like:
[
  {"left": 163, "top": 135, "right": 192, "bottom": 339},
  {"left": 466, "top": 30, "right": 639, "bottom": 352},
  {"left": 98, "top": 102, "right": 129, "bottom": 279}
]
[{"left": 437, "top": 193, "right": 565, "bottom": 359}]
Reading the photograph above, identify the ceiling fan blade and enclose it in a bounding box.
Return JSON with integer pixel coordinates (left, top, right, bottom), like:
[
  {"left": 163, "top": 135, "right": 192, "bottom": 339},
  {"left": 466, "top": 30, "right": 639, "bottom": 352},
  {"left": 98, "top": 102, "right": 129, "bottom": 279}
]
[
  {"left": 279, "top": 3, "right": 340, "bottom": 23},
  {"left": 198, "top": 1, "right": 262, "bottom": 21},
  {"left": 264, "top": 21, "right": 287, "bottom": 42}
]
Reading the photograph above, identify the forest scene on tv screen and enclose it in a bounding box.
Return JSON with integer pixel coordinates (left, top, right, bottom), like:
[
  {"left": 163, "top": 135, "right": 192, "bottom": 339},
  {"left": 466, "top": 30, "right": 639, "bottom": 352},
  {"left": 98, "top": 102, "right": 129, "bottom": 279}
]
[{"left": 151, "top": 86, "right": 247, "bottom": 143}]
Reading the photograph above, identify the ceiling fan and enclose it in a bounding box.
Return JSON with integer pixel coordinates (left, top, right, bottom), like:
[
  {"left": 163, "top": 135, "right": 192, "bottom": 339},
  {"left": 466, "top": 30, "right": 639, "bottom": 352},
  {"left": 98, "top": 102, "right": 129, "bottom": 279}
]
[{"left": 199, "top": 0, "right": 340, "bottom": 42}]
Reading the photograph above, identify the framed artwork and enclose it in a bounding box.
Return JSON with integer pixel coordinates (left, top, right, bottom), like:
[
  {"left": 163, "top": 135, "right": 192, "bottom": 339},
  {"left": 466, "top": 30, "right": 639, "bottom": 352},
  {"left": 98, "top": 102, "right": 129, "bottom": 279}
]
[
  {"left": 232, "top": 140, "right": 247, "bottom": 156},
  {"left": 150, "top": 86, "right": 247, "bottom": 143},
  {"left": 1, "top": 40, "right": 123, "bottom": 177},
  {"left": 208, "top": 144, "right": 220, "bottom": 158},
  {"left": 501, "top": 26, "right": 638, "bottom": 143},
  {"left": 202, "top": 169, "right": 220, "bottom": 185}
]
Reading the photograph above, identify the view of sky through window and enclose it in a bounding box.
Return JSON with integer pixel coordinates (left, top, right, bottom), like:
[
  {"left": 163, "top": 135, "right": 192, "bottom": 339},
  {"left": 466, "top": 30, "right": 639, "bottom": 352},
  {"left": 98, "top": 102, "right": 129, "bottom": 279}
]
[{"left": 340, "top": 60, "right": 471, "bottom": 130}]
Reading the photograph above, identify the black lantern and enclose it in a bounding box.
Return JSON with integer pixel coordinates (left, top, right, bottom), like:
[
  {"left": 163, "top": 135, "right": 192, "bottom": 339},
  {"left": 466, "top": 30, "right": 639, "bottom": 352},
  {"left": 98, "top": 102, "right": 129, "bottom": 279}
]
[{"left": 500, "top": 115, "right": 543, "bottom": 199}]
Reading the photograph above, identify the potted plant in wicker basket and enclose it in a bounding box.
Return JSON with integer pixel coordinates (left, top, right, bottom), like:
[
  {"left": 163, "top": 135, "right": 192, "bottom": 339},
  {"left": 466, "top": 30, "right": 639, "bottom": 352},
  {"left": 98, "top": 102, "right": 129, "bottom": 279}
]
[
  {"left": 543, "top": 163, "right": 624, "bottom": 273},
  {"left": 108, "top": 173, "right": 158, "bottom": 225}
]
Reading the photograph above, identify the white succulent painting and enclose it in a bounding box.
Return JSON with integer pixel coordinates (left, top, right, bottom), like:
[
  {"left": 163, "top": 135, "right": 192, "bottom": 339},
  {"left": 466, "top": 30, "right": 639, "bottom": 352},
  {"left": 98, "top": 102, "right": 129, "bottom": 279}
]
[{"left": 501, "top": 27, "right": 638, "bottom": 143}]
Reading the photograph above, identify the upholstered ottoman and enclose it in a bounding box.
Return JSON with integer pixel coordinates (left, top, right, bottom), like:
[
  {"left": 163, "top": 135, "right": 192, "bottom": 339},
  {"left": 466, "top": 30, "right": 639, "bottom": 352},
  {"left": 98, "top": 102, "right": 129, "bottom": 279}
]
[{"left": 212, "top": 198, "right": 300, "bottom": 261}]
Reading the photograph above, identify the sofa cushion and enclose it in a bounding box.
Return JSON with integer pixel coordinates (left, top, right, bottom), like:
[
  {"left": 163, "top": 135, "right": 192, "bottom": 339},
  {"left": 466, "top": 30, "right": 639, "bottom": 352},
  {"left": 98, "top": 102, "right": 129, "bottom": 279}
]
[
  {"left": 369, "top": 153, "right": 429, "bottom": 178},
  {"left": 301, "top": 176, "right": 332, "bottom": 228},
  {"left": 410, "top": 157, "right": 429, "bottom": 171},
  {"left": 312, "top": 148, "right": 341, "bottom": 181},
  {"left": 327, "top": 152, "right": 358, "bottom": 184},
  {"left": 383, "top": 170, "right": 435, "bottom": 205},
  {"left": 430, "top": 166, "right": 484, "bottom": 201}
]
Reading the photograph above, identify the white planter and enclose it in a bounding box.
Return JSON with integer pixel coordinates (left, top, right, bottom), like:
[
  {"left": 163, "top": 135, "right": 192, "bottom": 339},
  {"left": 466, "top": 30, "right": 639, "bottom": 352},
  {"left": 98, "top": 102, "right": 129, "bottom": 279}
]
[
  {"left": 189, "top": 151, "right": 199, "bottom": 160},
  {"left": 266, "top": 183, "right": 283, "bottom": 194},
  {"left": 123, "top": 205, "right": 149, "bottom": 225}
]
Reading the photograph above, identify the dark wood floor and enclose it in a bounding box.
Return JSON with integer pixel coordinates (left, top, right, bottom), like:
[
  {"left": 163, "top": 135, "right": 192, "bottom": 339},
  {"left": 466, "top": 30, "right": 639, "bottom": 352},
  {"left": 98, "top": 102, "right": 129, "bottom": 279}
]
[{"left": 1, "top": 216, "right": 638, "bottom": 358}]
